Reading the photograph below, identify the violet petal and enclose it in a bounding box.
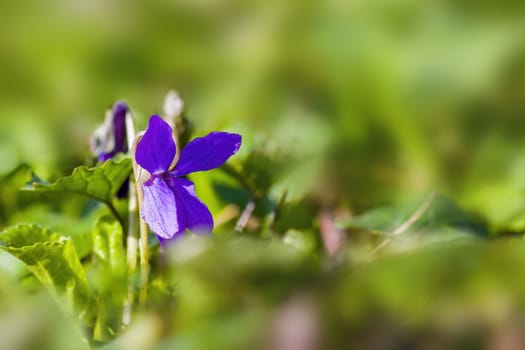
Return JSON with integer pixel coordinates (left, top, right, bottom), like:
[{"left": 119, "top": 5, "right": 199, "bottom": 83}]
[
  {"left": 135, "top": 115, "right": 176, "bottom": 175},
  {"left": 172, "top": 132, "right": 241, "bottom": 176},
  {"left": 141, "top": 176, "right": 185, "bottom": 239},
  {"left": 168, "top": 177, "right": 213, "bottom": 234}
]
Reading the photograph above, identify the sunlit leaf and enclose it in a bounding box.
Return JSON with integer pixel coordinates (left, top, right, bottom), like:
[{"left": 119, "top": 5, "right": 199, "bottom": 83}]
[
  {"left": 0, "top": 224, "right": 94, "bottom": 324},
  {"left": 8, "top": 204, "right": 97, "bottom": 259},
  {"left": 25, "top": 158, "right": 131, "bottom": 204},
  {"left": 92, "top": 216, "right": 126, "bottom": 275},
  {"left": 91, "top": 216, "right": 126, "bottom": 340}
]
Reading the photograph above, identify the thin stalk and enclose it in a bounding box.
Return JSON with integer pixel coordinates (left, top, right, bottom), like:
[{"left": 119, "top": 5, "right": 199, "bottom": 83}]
[
  {"left": 107, "top": 201, "right": 125, "bottom": 230},
  {"left": 123, "top": 176, "right": 138, "bottom": 325},
  {"left": 123, "top": 110, "right": 138, "bottom": 324},
  {"left": 138, "top": 216, "right": 149, "bottom": 305},
  {"left": 221, "top": 164, "right": 261, "bottom": 233},
  {"left": 372, "top": 190, "right": 436, "bottom": 255},
  {"left": 269, "top": 190, "right": 288, "bottom": 232},
  {"left": 131, "top": 142, "right": 150, "bottom": 307},
  {"left": 235, "top": 199, "right": 256, "bottom": 232}
]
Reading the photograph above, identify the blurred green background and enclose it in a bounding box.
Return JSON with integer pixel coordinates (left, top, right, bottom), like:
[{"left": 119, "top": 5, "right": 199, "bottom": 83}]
[
  {"left": 1, "top": 0, "right": 525, "bottom": 348},
  {"left": 1, "top": 0, "right": 525, "bottom": 230}
]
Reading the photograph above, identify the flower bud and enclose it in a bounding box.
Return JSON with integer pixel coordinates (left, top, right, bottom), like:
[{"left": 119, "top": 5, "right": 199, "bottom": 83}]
[{"left": 91, "top": 101, "right": 130, "bottom": 161}]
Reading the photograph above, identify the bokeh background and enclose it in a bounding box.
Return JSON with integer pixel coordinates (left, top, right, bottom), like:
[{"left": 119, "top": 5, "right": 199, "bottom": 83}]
[
  {"left": 2, "top": 0, "right": 525, "bottom": 230},
  {"left": 1, "top": 0, "right": 525, "bottom": 349}
]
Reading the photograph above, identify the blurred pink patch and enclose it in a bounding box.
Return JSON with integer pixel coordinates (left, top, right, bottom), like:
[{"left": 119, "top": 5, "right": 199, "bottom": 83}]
[
  {"left": 267, "top": 295, "right": 320, "bottom": 350},
  {"left": 319, "top": 209, "right": 346, "bottom": 256}
]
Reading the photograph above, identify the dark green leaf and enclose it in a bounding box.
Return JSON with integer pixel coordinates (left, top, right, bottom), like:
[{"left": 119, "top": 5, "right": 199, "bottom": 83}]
[
  {"left": 0, "top": 164, "right": 32, "bottom": 224},
  {"left": 339, "top": 194, "right": 488, "bottom": 237},
  {"left": 223, "top": 150, "right": 288, "bottom": 200}
]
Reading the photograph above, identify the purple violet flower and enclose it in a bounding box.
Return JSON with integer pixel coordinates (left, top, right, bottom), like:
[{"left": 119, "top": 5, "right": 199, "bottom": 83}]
[
  {"left": 91, "top": 101, "right": 129, "bottom": 162},
  {"left": 135, "top": 115, "right": 241, "bottom": 244}
]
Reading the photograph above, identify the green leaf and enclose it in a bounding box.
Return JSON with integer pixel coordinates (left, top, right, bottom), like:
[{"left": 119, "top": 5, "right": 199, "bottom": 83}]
[
  {"left": 223, "top": 150, "right": 288, "bottom": 200},
  {"left": 339, "top": 194, "right": 488, "bottom": 237},
  {"left": 24, "top": 158, "right": 131, "bottom": 204},
  {"left": 92, "top": 216, "right": 126, "bottom": 276},
  {"left": 0, "top": 164, "right": 32, "bottom": 224},
  {"left": 272, "top": 201, "right": 313, "bottom": 234},
  {"left": 8, "top": 205, "right": 96, "bottom": 259},
  {"left": 0, "top": 224, "right": 94, "bottom": 324},
  {"left": 91, "top": 216, "right": 127, "bottom": 340}
]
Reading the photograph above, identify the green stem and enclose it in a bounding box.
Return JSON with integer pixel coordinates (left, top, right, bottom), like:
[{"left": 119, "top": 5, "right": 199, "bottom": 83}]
[
  {"left": 106, "top": 201, "right": 125, "bottom": 231},
  {"left": 133, "top": 165, "right": 149, "bottom": 306},
  {"left": 138, "top": 218, "right": 149, "bottom": 305},
  {"left": 123, "top": 109, "right": 138, "bottom": 324},
  {"left": 123, "top": 177, "right": 138, "bottom": 325}
]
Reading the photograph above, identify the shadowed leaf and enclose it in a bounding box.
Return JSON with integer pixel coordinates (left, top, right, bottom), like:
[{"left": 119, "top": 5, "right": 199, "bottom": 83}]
[{"left": 339, "top": 194, "right": 488, "bottom": 237}]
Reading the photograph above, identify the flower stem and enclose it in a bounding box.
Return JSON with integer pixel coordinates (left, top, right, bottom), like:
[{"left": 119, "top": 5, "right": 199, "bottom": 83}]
[
  {"left": 138, "top": 217, "right": 149, "bottom": 305},
  {"left": 132, "top": 141, "right": 149, "bottom": 307},
  {"left": 123, "top": 109, "right": 138, "bottom": 324},
  {"left": 107, "top": 201, "right": 125, "bottom": 231},
  {"left": 123, "top": 177, "right": 138, "bottom": 325}
]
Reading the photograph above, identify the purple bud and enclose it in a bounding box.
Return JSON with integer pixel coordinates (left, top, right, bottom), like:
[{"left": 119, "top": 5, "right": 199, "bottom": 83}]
[{"left": 91, "top": 101, "right": 130, "bottom": 161}]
